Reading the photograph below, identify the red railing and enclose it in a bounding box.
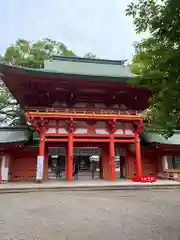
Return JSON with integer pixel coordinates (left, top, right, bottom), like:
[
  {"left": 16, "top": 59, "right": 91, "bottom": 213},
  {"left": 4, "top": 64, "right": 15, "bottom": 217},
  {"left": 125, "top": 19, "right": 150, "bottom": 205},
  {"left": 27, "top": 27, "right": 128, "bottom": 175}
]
[{"left": 27, "top": 107, "right": 142, "bottom": 116}]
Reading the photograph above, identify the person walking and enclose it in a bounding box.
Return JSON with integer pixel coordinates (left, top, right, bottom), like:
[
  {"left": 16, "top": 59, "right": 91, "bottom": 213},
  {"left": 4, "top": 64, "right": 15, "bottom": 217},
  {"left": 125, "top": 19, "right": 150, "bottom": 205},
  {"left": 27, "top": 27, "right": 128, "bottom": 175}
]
[{"left": 55, "top": 164, "right": 61, "bottom": 180}]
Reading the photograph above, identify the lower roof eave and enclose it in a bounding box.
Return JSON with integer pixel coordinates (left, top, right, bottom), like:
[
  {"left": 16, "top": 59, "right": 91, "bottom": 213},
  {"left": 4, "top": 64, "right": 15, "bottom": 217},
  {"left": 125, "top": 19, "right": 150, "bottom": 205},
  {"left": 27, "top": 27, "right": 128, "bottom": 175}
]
[{"left": 151, "top": 143, "right": 180, "bottom": 150}]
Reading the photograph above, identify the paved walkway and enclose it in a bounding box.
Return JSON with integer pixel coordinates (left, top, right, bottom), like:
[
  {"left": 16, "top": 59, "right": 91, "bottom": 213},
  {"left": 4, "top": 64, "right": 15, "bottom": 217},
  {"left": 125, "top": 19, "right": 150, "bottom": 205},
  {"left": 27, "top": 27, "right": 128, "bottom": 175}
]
[
  {"left": 1, "top": 189, "right": 180, "bottom": 239},
  {"left": 0, "top": 179, "right": 180, "bottom": 193}
]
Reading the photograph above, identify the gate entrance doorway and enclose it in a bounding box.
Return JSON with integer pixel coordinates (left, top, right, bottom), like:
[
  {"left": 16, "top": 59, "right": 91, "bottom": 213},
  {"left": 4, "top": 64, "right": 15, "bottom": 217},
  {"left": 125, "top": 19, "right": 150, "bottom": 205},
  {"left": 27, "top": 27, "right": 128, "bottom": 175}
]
[
  {"left": 47, "top": 146, "right": 102, "bottom": 180},
  {"left": 73, "top": 147, "right": 101, "bottom": 180},
  {"left": 48, "top": 147, "right": 66, "bottom": 180},
  {"left": 46, "top": 144, "right": 127, "bottom": 181}
]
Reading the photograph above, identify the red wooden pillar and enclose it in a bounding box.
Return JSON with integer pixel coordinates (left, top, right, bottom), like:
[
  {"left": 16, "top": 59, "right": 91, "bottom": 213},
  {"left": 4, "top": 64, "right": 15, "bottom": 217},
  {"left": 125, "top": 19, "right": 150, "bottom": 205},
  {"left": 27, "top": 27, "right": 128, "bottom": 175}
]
[
  {"left": 0, "top": 156, "right": 1, "bottom": 184},
  {"left": 99, "top": 156, "right": 103, "bottom": 179},
  {"left": 135, "top": 133, "right": 142, "bottom": 177},
  {"left": 67, "top": 134, "right": 73, "bottom": 181},
  {"left": 102, "top": 144, "right": 109, "bottom": 180},
  {"left": 65, "top": 147, "right": 68, "bottom": 179},
  {"left": 125, "top": 146, "right": 129, "bottom": 178},
  {"left": 162, "top": 156, "right": 168, "bottom": 172},
  {"left": 109, "top": 135, "right": 116, "bottom": 181},
  {"left": 39, "top": 133, "right": 45, "bottom": 156},
  {"left": 43, "top": 149, "right": 48, "bottom": 181}
]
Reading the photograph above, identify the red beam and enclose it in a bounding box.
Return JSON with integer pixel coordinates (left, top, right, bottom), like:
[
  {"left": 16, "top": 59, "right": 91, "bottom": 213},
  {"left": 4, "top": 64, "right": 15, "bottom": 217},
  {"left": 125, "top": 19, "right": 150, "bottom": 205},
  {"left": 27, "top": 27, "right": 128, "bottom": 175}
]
[
  {"left": 45, "top": 138, "right": 68, "bottom": 142},
  {"left": 74, "top": 138, "right": 109, "bottom": 142},
  {"left": 74, "top": 134, "right": 135, "bottom": 138},
  {"left": 114, "top": 134, "right": 135, "bottom": 138},
  {"left": 74, "top": 138, "right": 135, "bottom": 143},
  {"left": 45, "top": 138, "right": 135, "bottom": 143},
  {"left": 44, "top": 136, "right": 135, "bottom": 143},
  {"left": 115, "top": 139, "right": 135, "bottom": 143},
  {"left": 44, "top": 133, "right": 135, "bottom": 138}
]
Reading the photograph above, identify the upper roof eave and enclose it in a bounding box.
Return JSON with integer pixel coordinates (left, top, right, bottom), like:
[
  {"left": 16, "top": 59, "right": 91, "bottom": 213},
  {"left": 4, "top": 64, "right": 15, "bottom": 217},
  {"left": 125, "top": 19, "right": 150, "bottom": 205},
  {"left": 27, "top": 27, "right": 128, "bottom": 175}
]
[{"left": 0, "top": 63, "right": 132, "bottom": 83}]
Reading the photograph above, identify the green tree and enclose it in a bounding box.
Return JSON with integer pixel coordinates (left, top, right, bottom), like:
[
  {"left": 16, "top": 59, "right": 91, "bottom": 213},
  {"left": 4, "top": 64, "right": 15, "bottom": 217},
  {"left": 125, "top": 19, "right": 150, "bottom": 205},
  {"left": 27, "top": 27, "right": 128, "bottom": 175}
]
[
  {"left": 0, "top": 38, "right": 96, "bottom": 126},
  {"left": 126, "top": 0, "right": 180, "bottom": 137},
  {"left": 0, "top": 38, "right": 77, "bottom": 126},
  {"left": 0, "top": 87, "right": 26, "bottom": 126},
  {"left": 2, "top": 38, "right": 76, "bottom": 68}
]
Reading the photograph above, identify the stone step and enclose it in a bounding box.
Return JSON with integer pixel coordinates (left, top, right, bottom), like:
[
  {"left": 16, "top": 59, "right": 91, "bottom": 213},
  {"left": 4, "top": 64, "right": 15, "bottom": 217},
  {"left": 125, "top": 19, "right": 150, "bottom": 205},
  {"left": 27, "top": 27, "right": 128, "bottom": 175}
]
[{"left": 0, "top": 183, "right": 180, "bottom": 194}]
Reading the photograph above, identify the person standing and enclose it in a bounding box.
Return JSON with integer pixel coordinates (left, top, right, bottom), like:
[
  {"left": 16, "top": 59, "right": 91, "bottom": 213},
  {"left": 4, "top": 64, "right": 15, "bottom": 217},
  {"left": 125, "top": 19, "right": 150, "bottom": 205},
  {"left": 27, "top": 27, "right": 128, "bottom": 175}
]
[
  {"left": 91, "top": 161, "right": 97, "bottom": 179},
  {"left": 73, "top": 163, "right": 79, "bottom": 179}
]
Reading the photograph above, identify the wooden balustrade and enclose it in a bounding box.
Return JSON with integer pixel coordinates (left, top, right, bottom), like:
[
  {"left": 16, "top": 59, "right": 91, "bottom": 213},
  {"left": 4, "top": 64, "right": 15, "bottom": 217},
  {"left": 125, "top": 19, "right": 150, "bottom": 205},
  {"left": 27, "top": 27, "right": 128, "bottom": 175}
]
[{"left": 26, "top": 107, "right": 142, "bottom": 116}]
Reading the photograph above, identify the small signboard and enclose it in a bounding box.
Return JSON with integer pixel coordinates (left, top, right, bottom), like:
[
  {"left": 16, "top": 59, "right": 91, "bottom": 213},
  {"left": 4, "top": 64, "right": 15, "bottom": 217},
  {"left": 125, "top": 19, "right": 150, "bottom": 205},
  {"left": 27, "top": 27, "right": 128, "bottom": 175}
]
[
  {"left": 1, "top": 156, "right": 9, "bottom": 181},
  {"left": 36, "top": 156, "right": 44, "bottom": 180},
  {"left": 132, "top": 176, "right": 157, "bottom": 183}
]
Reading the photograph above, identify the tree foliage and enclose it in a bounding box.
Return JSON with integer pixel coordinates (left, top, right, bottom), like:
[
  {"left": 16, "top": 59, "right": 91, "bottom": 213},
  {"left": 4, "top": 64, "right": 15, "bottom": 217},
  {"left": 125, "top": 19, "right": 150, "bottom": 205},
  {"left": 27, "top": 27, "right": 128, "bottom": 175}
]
[
  {"left": 1, "top": 38, "right": 76, "bottom": 68},
  {"left": 126, "top": 0, "right": 180, "bottom": 137},
  {"left": 0, "top": 87, "right": 26, "bottom": 126},
  {"left": 0, "top": 38, "right": 96, "bottom": 126},
  {"left": 0, "top": 38, "right": 77, "bottom": 126}
]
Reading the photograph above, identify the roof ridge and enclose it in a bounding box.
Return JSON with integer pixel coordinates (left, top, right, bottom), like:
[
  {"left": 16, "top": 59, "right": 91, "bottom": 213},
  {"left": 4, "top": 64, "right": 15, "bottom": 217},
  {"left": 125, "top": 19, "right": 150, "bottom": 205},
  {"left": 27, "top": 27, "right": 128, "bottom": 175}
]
[{"left": 51, "top": 55, "right": 127, "bottom": 65}]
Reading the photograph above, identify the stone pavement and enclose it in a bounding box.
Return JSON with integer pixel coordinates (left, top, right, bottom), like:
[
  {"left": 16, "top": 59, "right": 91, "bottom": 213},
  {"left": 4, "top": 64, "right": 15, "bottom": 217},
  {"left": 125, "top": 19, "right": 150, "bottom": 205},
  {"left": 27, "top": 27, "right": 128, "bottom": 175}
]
[
  {"left": 1, "top": 189, "right": 180, "bottom": 240},
  {"left": 0, "top": 179, "right": 180, "bottom": 193}
]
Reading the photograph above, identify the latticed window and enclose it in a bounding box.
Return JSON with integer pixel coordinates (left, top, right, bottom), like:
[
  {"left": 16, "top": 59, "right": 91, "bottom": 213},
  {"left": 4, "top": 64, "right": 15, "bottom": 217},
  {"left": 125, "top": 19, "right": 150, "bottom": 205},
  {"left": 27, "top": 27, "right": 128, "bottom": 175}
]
[
  {"left": 167, "top": 156, "right": 180, "bottom": 169},
  {"left": 74, "top": 147, "right": 101, "bottom": 156}
]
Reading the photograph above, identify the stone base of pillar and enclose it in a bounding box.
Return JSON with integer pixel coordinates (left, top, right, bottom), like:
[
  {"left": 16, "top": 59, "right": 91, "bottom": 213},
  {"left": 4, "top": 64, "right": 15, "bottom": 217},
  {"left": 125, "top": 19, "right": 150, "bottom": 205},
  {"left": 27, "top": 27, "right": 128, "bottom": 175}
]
[{"left": 2, "top": 180, "right": 8, "bottom": 184}]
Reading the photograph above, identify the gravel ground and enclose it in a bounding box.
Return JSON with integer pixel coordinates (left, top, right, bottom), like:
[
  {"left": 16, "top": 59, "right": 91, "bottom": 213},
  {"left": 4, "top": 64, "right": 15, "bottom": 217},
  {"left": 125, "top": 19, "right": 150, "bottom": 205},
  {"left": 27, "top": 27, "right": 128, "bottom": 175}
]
[{"left": 0, "top": 189, "right": 180, "bottom": 240}]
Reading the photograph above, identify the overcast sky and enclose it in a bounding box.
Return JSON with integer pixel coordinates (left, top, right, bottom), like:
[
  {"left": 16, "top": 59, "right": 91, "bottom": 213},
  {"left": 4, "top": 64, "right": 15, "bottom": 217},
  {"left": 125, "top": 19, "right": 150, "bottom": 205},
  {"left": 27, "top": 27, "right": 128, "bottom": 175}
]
[{"left": 0, "top": 0, "right": 143, "bottom": 61}]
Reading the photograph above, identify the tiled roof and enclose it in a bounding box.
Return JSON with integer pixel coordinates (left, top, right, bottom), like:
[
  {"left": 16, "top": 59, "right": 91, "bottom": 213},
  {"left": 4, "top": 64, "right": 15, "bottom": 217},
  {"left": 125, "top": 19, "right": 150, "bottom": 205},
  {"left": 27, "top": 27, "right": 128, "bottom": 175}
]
[
  {"left": 141, "top": 131, "right": 180, "bottom": 145},
  {"left": 0, "top": 127, "right": 30, "bottom": 144}
]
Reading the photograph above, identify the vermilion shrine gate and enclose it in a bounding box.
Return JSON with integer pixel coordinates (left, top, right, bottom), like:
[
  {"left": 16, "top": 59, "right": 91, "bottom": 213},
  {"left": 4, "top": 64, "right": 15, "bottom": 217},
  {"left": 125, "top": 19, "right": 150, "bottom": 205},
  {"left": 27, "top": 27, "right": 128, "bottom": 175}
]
[{"left": 0, "top": 56, "right": 155, "bottom": 182}]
